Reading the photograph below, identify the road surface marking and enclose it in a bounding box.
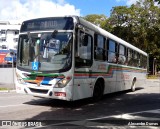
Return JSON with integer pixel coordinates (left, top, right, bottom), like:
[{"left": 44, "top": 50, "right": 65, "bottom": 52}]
[
  {"left": 0, "top": 104, "right": 24, "bottom": 108},
  {"left": 87, "top": 109, "right": 160, "bottom": 121}
]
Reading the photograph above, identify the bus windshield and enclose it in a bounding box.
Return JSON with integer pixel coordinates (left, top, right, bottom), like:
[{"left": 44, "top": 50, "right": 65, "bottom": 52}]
[{"left": 17, "top": 32, "right": 72, "bottom": 72}]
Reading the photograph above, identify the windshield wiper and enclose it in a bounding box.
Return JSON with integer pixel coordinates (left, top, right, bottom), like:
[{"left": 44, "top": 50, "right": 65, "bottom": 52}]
[
  {"left": 27, "top": 32, "right": 32, "bottom": 44},
  {"left": 51, "top": 30, "right": 58, "bottom": 38}
]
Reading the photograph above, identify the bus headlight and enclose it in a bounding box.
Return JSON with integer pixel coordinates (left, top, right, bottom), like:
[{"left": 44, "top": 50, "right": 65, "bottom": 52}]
[{"left": 54, "top": 76, "right": 72, "bottom": 88}]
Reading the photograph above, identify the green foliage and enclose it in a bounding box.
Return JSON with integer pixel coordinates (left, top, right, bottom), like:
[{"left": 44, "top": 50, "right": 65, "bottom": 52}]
[
  {"left": 0, "top": 88, "right": 9, "bottom": 91},
  {"left": 84, "top": 14, "right": 107, "bottom": 28},
  {"left": 147, "top": 75, "right": 158, "bottom": 79}
]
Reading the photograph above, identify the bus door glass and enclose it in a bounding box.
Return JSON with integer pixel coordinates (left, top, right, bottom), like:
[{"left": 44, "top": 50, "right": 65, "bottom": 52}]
[{"left": 74, "top": 29, "right": 93, "bottom": 99}]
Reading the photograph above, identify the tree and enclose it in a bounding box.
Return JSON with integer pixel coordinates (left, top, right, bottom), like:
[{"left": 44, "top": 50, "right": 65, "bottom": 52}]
[
  {"left": 108, "top": 6, "right": 132, "bottom": 42},
  {"left": 155, "top": 0, "right": 160, "bottom": 4},
  {"left": 109, "top": 0, "right": 160, "bottom": 71},
  {"left": 84, "top": 0, "right": 160, "bottom": 71},
  {"left": 84, "top": 14, "right": 107, "bottom": 28}
]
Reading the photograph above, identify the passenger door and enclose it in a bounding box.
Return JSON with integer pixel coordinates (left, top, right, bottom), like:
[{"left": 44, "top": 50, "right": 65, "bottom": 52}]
[{"left": 73, "top": 29, "right": 93, "bottom": 100}]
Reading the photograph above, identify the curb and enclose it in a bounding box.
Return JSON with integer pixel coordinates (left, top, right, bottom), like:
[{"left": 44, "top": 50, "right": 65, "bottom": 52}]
[
  {"left": 0, "top": 90, "right": 16, "bottom": 93},
  {"left": 146, "top": 79, "right": 160, "bottom": 82}
]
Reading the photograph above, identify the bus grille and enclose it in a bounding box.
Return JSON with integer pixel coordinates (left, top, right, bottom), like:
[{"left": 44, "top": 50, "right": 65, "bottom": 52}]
[
  {"left": 27, "top": 82, "right": 52, "bottom": 86},
  {"left": 29, "top": 88, "right": 48, "bottom": 94}
]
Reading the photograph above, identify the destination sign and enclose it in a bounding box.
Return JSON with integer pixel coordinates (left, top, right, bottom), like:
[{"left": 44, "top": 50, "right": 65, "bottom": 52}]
[{"left": 20, "top": 17, "right": 74, "bottom": 32}]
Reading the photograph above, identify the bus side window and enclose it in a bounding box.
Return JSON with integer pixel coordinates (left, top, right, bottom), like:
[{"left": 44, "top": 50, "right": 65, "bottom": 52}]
[
  {"left": 136, "top": 52, "right": 140, "bottom": 67},
  {"left": 128, "top": 48, "right": 133, "bottom": 66},
  {"left": 141, "top": 55, "right": 147, "bottom": 69},
  {"left": 137, "top": 53, "right": 141, "bottom": 68},
  {"left": 132, "top": 51, "right": 138, "bottom": 67},
  {"left": 108, "top": 39, "right": 117, "bottom": 63},
  {"left": 118, "top": 45, "right": 126, "bottom": 65},
  {"left": 94, "top": 34, "right": 105, "bottom": 61}
]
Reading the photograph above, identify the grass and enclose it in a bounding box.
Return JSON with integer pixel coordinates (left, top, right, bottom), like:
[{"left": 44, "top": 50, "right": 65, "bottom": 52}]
[
  {"left": 0, "top": 88, "right": 10, "bottom": 91},
  {"left": 147, "top": 75, "right": 159, "bottom": 79}
]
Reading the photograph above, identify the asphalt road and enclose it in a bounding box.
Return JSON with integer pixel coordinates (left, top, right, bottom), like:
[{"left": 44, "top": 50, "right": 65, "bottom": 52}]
[{"left": 0, "top": 81, "right": 159, "bottom": 129}]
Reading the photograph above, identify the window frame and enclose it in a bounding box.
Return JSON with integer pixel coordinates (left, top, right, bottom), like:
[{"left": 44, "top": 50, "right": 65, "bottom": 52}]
[
  {"left": 107, "top": 39, "right": 118, "bottom": 63},
  {"left": 118, "top": 44, "right": 126, "bottom": 65},
  {"left": 94, "top": 33, "right": 106, "bottom": 61},
  {"left": 75, "top": 30, "right": 93, "bottom": 68}
]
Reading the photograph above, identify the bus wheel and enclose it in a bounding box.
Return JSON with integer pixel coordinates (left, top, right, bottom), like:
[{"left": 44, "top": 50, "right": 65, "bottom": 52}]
[
  {"left": 131, "top": 78, "right": 136, "bottom": 92},
  {"left": 92, "top": 80, "right": 104, "bottom": 101}
]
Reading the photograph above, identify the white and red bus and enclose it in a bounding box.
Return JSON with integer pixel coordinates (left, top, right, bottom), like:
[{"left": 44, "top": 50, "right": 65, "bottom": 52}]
[{"left": 16, "top": 16, "right": 148, "bottom": 101}]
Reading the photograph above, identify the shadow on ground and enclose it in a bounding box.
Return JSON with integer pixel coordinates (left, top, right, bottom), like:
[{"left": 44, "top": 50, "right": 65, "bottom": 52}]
[
  {"left": 20, "top": 86, "right": 160, "bottom": 128},
  {"left": 23, "top": 87, "right": 160, "bottom": 120}
]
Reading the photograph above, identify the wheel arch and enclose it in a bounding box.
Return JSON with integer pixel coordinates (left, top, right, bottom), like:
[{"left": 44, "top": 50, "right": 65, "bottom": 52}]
[
  {"left": 92, "top": 77, "right": 105, "bottom": 96},
  {"left": 131, "top": 76, "right": 137, "bottom": 92},
  {"left": 132, "top": 76, "right": 137, "bottom": 85}
]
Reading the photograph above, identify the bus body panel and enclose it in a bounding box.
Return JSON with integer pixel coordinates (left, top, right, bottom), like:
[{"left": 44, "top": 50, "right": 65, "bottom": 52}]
[
  {"left": 73, "top": 69, "right": 93, "bottom": 100},
  {"left": 16, "top": 69, "right": 74, "bottom": 101}
]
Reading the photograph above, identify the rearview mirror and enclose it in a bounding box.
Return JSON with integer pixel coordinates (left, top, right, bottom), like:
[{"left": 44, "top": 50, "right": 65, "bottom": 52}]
[{"left": 80, "top": 34, "right": 88, "bottom": 46}]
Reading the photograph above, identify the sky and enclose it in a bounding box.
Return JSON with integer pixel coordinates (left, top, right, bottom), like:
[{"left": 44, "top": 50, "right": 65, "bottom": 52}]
[{"left": 0, "top": 0, "right": 138, "bottom": 22}]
